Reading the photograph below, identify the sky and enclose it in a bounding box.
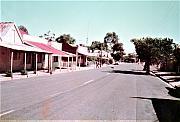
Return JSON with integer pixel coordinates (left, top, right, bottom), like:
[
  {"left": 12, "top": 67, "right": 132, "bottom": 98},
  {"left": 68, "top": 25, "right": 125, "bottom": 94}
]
[{"left": 1, "top": 0, "right": 180, "bottom": 53}]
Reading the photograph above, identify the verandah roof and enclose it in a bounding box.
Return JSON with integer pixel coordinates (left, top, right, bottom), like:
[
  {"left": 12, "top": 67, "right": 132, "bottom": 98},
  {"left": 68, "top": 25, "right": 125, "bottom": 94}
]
[
  {"left": 0, "top": 42, "right": 50, "bottom": 53},
  {"left": 25, "top": 41, "right": 69, "bottom": 57}
]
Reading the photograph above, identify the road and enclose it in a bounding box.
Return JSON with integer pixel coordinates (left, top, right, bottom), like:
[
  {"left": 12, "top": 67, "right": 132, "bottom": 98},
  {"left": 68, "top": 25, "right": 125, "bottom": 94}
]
[{"left": 1, "top": 63, "right": 180, "bottom": 121}]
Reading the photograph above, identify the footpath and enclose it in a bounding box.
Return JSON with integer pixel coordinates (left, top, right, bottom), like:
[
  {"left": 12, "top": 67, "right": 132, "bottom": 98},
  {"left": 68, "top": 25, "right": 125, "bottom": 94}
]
[
  {"left": 153, "top": 71, "right": 180, "bottom": 87},
  {"left": 150, "top": 65, "right": 180, "bottom": 98},
  {"left": 139, "top": 64, "right": 180, "bottom": 88},
  {"left": 0, "top": 64, "right": 99, "bottom": 82}
]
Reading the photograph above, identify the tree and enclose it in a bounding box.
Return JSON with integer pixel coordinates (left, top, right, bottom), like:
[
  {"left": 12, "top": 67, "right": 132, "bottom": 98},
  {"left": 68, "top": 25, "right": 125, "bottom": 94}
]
[
  {"left": 18, "top": 25, "right": 29, "bottom": 34},
  {"left": 111, "top": 43, "right": 125, "bottom": 62},
  {"left": 131, "top": 37, "right": 158, "bottom": 73},
  {"left": 104, "top": 32, "right": 119, "bottom": 44},
  {"left": 55, "top": 34, "right": 76, "bottom": 44},
  {"left": 104, "top": 32, "right": 124, "bottom": 62},
  {"left": 131, "top": 37, "right": 174, "bottom": 74},
  {"left": 89, "top": 41, "right": 107, "bottom": 53},
  {"left": 155, "top": 38, "right": 174, "bottom": 70},
  {"left": 173, "top": 44, "right": 180, "bottom": 72},
  {"left": 39, "top": 31, "right": 55, "bottom": 42}
]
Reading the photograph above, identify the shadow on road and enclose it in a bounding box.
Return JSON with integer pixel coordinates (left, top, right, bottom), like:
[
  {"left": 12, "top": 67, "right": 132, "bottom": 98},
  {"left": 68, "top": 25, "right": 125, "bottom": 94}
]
[
  {"left": 166, "top": 87, "right": 180, "bottom": 98},
  {"left": 102, "top": 69, "right": 153, "bottom": 76},
  {"left": 131, "top": 96, "right": 180, "bottom": 122}
]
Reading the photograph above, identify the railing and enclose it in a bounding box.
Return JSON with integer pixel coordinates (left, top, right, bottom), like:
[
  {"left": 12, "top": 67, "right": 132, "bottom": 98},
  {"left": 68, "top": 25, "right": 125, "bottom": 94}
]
[{"left": 62, "top": 62, "right": 76, "bottom": 70}]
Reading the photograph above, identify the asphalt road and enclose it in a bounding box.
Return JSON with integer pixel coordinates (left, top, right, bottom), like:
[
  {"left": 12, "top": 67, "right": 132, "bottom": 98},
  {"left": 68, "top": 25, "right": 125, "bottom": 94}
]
[{"left": 1, "top": 63, "right": 180, "bottom": 121}]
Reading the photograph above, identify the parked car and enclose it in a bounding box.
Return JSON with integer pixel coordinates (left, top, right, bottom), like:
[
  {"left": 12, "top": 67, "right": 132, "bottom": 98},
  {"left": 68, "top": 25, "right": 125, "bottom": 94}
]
[
  {"left": 114, "top": 62, "right": 119, "bottom": 65},
  {"left": 124, "top": 59, "right": 135, "bottom": 63}
]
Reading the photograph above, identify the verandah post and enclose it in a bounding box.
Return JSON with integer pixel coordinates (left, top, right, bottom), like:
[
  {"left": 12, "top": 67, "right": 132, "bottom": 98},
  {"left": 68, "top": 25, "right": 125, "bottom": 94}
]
[{"left": 10, "top": 50, "right": 13, "bottom": 78}]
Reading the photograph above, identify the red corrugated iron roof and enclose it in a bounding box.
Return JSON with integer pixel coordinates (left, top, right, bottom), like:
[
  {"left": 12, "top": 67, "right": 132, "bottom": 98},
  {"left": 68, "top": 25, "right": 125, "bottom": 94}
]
[{"left": 26, "top": 41, "right": 67, "bottom": 56}]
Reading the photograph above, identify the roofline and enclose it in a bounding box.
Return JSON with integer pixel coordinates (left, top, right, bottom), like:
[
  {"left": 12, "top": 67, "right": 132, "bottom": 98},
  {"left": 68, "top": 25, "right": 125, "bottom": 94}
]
[
  {"left": 0, "top": 22, "right": 25, "bottom": 44},
  {"left": 13, "top": 22, "right": 24, "bottom": 44}
]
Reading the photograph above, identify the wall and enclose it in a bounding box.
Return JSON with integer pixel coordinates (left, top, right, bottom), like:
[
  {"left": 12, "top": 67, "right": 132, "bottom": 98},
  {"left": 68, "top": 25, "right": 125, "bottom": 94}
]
[
  {"left": 0, "top": 47, "right": 10, "bottom": 72},
  {"left": 62, "top": 43, "right": 77, "bottom": 54},
  {"left": 1, "top": 24, "right": 22, "bottom": 45}
]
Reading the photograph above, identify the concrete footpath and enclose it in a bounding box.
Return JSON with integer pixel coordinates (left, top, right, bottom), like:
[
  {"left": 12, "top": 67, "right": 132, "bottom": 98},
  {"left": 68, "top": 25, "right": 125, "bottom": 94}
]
[
  {"left": 152, "top": 71, "right": 180, "bottom": 88},
  {"left": 139, "top": 64, "right": 180, "bottom": 88},
  {"left": 0, "top": 64, "right": 102, "bottom": 82}
]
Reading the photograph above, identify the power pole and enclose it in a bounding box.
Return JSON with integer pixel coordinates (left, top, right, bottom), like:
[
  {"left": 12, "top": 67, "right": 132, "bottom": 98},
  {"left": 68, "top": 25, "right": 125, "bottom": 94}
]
[{"left": 86, "top": 22, "right": 90, "bottom": 45}]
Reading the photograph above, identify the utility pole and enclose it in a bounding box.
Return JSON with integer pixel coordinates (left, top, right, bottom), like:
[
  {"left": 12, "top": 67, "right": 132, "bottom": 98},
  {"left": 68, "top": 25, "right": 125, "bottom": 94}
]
[
  {"left": 100, "top": 43, "right": 103, "bottom": 67},
  {"left": 86, "top": 22, "right": 90, "bottom": 45}
]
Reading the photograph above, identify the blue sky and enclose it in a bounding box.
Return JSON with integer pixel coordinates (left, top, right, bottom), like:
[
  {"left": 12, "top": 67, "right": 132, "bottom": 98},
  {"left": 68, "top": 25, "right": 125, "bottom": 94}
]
[{"left": 1, "top": 0, "right": 180, "bottom": 53}]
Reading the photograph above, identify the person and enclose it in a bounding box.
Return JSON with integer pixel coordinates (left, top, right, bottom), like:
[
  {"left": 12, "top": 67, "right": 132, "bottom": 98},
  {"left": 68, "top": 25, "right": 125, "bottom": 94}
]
[{"left": 96, "top": 61, "right": 99, "bottom": 68}]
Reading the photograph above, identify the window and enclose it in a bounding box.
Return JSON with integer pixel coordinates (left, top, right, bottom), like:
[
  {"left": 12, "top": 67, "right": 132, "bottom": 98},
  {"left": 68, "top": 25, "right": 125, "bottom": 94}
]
[{"left": 53, "top": 56, "right": 58, "bottom": 62}]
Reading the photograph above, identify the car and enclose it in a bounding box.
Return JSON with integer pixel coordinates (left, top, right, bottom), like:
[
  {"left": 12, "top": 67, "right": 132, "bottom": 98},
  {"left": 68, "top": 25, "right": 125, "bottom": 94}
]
[{"left": 114, "top": 62, "right": 119, "bottom": 65}]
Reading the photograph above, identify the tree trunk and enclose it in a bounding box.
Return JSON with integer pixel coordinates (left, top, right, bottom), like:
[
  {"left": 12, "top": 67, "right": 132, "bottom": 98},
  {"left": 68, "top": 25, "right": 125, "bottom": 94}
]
[
  {"left": 143, "top": 60, "right": 150, "bottom": 74},
  {"left": 143, "top": 62, "right": 147, "bottom": 71},
  {"left": 146, "top": 61, "right": 150, "bottom": 74}
]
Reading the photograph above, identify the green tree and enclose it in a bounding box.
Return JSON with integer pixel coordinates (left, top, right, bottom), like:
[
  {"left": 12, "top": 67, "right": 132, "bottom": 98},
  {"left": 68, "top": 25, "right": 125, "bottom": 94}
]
[
  {"left": 89, "top": 41, "right": 107, "bottom": 53},
  {"left": 104, "top": 32, "right": 119, "bottom": 44},
  {"left": 173, "top": 44, "right": 180, "bottom": 72},
  {"left": 155, "top": 38, "right": 174, "bottom": 70},
  {"left": 131, "top": 37, "right": 174, "bottom": 73},
  {"left": 104, "top": 32, "right": 124, "bottom": 62},
  {"left": 55, "top": 34, "right": 76, "bottom": 44},
  {"left": 39, "top": 31, "right": 55, "bottom": 42},
  {"left": 111, "top": 43, "right": 125, "bottom": 62},
  {"left": 131, "top": 37, "right": 158, "bottom": 74}
]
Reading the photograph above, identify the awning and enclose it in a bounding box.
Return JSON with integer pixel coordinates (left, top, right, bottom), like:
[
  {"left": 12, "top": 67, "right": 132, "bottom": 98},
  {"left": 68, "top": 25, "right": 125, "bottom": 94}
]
[
  {"left": 25, "top": 41, "right": 68, "bottom": 56},
  {"left": 62, "top": 51, "right": 76, "bottom": 57},
  {"left": 0, "top": 42, "right": 50, "bottom": 53}
]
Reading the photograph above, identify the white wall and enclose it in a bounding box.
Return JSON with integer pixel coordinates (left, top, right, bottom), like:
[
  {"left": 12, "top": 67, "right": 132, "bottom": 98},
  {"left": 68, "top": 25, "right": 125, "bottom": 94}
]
[
  {"left": 1, "top": 24, "right": 22, "bottom": 45},
  {"left": 77, "top": 45, "right": 89, "bottom": 55}
]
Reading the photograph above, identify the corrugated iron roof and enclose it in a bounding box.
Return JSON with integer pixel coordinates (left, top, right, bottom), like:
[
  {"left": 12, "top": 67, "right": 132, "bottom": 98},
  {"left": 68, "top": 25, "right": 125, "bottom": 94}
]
[{"left": 25, "top": 41, "right": 68, "bottom": 56}]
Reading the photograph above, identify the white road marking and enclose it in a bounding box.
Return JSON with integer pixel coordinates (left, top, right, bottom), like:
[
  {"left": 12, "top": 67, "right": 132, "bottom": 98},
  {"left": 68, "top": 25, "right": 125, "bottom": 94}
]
[
  {"left": 83, "top": 80, "right": 94, "bottom": 85},
  {"left": 49, "top": 92, "right": 61, "bottom": 97},
  {"left": 0, "top": 110, "right": 14, "bottom": 117},
  {"left": 49, "top": 79, "right": 94, "bottom": 98}
]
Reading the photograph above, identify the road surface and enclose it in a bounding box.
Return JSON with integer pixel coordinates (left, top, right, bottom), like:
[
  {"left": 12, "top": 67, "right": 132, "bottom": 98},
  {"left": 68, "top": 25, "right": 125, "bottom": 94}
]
[{"left": 1, "top": 63, "right": 179, "bottom": 121}]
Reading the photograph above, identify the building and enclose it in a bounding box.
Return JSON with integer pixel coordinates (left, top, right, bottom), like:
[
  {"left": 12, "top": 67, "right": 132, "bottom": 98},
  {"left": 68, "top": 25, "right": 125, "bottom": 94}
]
[
  {"left": 22, "top": 33, "right": 76, "bottom": 71},
  {"left": 0, "top": 22, "right": 50, "bottom": 76},
  {"left": 62, "top": 43, "right": 92, "bottom": 67}
]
